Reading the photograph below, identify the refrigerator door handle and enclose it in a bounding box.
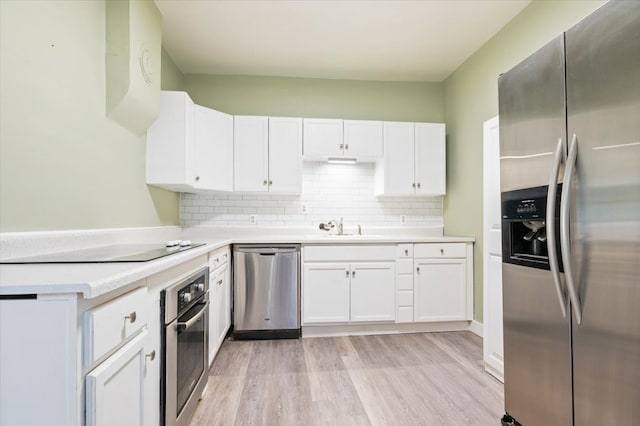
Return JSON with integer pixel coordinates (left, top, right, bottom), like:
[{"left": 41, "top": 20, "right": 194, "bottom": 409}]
[
  {"left": 560, "top": 134, "right": 583, "bottom": 325},
  {"left": 547, "top": 137, "right": 568, "bottom": 318}
]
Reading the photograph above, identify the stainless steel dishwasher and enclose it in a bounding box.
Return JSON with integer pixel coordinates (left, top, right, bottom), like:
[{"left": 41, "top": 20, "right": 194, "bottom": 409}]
[{"left": 233, "top": 245, "right": 300, "bottom": 339}]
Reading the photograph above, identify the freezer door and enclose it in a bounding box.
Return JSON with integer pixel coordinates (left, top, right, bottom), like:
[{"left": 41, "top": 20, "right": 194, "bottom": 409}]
[
  {"left": 498, "top": 36, "right": 567, "bottom": 193},
  {"left": 565, "top": 2, "right": 640, "bottom": 425},
  {"left": 502, "top": 264, "right": 572, "bottom": 426}
]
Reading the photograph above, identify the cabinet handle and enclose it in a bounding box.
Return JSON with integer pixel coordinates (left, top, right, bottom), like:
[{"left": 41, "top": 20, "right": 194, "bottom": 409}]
[
  {"left": 416, "top": 267, "right": 420, "bottom": 273},
  {"left": 404, "top": 249, "right": 409, "bottom": 256},
  {"left": 125, "top": 312, "right": 137, "bottom": 323},
  {"left": 352, "top": 270, "right": 356, "bottom": 277},
  {"left": 412, "top": 183, "right": 416, "bottom": 188},
  {"left": 268, "top": 180, "right": 273, "bottom": 186},
  {"left": 340, "top": 144, "right": 344, "bottom": 149},
  {"left": 417, "top": 182, "right": 421, "bottom": 189},
  {"left": 440, "top": 249, "right": 444, "bottom": 255},
  {"left": 195, "top": 176, "right": 200, "bottom": 182},
  {"left": 217, "top": 279, "right": 223, "bottom": 286},
  {"left": 146, "top": 350, "right": 156, "bottom": 361},
  {"left": 345, "top": 270, "right": 350, "bottom": 277},
  {"left": 345, "top": 144, "right": 349, "bottom": 150},
  {"left": 263, "top": 180, "right": 268, "bottom": 185}
]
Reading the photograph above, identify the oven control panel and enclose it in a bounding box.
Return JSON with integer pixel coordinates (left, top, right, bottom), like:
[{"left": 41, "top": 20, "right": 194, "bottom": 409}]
[{"left": 177, "top": 276, "right": 207, "bottom": 313}]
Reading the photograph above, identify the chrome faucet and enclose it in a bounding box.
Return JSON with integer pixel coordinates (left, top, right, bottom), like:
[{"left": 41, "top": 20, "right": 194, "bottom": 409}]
[{"left": 319, "top": 218, "right": 344, "bottom": 235}]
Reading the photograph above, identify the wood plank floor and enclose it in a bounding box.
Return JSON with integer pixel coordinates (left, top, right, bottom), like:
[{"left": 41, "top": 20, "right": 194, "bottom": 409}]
[{"left": 190, "top": 332, "right": 504, "bottom": 426}]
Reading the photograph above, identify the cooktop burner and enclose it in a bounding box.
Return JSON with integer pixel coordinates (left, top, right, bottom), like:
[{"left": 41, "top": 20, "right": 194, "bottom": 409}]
[{"left": 0, "top": 243, "right": 206, "bottom": 264}]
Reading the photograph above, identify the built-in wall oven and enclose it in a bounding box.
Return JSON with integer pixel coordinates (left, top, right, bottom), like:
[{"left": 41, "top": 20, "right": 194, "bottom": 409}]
[{"left": 161, "top": 267, "right": 209, "bottom": 426}]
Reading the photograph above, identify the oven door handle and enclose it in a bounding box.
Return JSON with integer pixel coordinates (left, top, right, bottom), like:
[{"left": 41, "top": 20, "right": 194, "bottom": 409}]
[{"left": 175, "top": 300, "right": 209, "bottom": 332}]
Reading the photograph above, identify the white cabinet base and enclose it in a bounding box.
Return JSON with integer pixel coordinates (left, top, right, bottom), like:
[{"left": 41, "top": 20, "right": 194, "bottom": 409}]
[{"left": 302, "top": 320, "right": 471, "bottom": 338}]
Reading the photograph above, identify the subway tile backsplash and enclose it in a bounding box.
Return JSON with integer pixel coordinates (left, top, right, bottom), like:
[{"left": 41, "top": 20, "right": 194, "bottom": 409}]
[{"left": 181, "top": 162, "right": 443, "bottom": 227}]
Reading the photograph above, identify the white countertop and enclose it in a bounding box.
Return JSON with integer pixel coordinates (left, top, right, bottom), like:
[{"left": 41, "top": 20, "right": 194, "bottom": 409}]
[{"left": 0, "top": 227, "right": 474, "bottom": 299}]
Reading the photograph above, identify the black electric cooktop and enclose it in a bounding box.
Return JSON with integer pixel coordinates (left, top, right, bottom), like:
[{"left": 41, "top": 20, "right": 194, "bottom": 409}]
[{"left": 0, "top": 243, "right": 206, "bottom": 264}]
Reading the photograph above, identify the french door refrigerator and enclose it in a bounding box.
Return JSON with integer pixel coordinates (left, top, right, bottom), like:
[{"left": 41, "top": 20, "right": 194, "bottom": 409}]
[{"left": 498, "top": 2, "right": 640, "bottom": 425}]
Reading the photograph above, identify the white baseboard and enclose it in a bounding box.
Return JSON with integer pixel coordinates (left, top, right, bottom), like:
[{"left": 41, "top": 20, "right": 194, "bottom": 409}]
[
  {"left": 302, "top": 321, "right": 471, "bottom": 338},
  {"left": 469, "top": 320, "right": 483, "bottom": 337}
]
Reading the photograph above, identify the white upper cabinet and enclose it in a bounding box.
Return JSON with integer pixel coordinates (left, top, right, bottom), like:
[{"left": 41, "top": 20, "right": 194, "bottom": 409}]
[
  {"left": 303, "top": 118, "right": 344, "bottom": 160},
  {"left": 303, "top": 119, "right": 383, "bottom": 162},
  {"left": 146, "top": 91, "right": 233, "bottom": 193},
  {"left": 375, "top": 121, "right": 446, "bottom": 196},
  {"left": 343, "top": 120, "right": 383, "bottom": 161},
  {"left": 233, "top": 116, "right": 269, "bottom": 192},
  {"left": 234, "top": 116, "right": 302, "bottom": 193},
  {"left": 268, "top": 117, "right": 303, "bottom": 193},
  {"left": 415, "top": 123, "right": 446, "bottom": 195},
  {"left": 195, "top": 106, "right": 234, "bottom": 192}
]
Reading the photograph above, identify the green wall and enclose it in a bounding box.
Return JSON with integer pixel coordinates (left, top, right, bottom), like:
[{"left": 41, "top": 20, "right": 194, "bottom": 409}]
[
  {"left": 443, "top": 0, "right": 606, "bottom": 322},
  {"left": 184, "top": 75, "right": 443, "bottom": 122},
  {"left": 0, "top": 1, "right": 180, "bottom": 232}
]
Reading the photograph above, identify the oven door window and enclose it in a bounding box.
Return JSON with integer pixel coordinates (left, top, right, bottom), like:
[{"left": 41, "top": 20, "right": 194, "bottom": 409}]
[{"left": 176, "top": 301, "right": 207, "bottom": 415}]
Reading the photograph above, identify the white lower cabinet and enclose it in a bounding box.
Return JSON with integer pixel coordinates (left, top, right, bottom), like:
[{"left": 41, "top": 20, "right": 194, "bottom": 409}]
[
  {"left": 350, "top": 263, "right": 395, "bottom": 322},
  {"left": 303, "top": 263, "right": 351, "bottom": 323},
  {"left": 302, "top": 245, "right": 396, "bottom": 325},
  {"left": 414, "top": 243, "right": 470, "bottom": 322},
  {"left": 85, "top": 329, "right": 149, "bottom": 426},
  {"left": 208, "top": 247, "right": 231, "bottom": 366},
  {"left": 414, "top": 258, "right": 467, "bottom": 321}
]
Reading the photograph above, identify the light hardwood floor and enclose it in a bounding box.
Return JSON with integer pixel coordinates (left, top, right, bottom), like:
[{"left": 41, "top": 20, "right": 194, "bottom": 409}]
[{"left": 190, "top": 332, "right": 504, "bottom": 426}]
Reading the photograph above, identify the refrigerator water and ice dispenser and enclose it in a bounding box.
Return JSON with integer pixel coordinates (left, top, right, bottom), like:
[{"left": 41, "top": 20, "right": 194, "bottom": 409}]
[{"left": 501, "top": 185, "right": 563, "bottom": 271}]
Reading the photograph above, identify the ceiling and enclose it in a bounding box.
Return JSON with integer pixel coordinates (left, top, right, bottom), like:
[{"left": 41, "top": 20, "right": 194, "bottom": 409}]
[{"left": 155, "top": 0, "right": 531, "bottom": 82}]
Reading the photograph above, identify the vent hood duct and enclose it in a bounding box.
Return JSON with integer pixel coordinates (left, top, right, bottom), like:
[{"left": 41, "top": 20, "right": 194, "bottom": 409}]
[{"left": 106, "top": 0, "right": 162, "bottom": 135}]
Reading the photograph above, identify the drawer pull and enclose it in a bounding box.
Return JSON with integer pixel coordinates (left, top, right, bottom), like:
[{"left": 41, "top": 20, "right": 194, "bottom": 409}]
[
  {"left": 345, "top": 270, "right": 350, "bottom": 277},
  {"left": 352, "top": 270, "right": 356, "bottom": 278},
  {"left": 146, "top": 350, "right": 156, "bottom": 361},
  {"left": 217, "top": 279, "right": 223, "bottom": 286},
  {"left": 440, "top": 249, "right": 444, "bottom": 255},
  {"left": 416, "top": 267, "right": 420, "bottom": 273},
  {"left": 404, "top": 249, "right": 409, "bottom": 256},
  {"left": 125, "top": 312, "right": 137, "bottom": 323}
]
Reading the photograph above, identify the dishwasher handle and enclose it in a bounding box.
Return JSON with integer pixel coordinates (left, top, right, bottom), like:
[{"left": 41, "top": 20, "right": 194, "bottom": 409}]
[{"left": 235, "top": 246, "right": 299, "bottom": 255}]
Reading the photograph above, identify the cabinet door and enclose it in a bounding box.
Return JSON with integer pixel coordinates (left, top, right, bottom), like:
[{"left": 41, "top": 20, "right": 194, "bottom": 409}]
[
  {"left": 194, "top": 106, "right": 233, "bottom": 192},
  {"left": 415, "top": 123, "right": 446, "bottom": 195},
  {"left": 382, "top": 122, "right": 415, "bottom": 195},
  {"left": 216, "top": 267, "right": 230, "bottom": 348},
  {"left": 86, "top": 329, "right": 148, "bottom": 426},
  {"left": 303, "top": 263, "right": 350, "bottom": 323},
  {"left": 208, "top": 270, "right": 221, "bottom": 366},
  {"left": 146, "top": 91, "right": 193, "bottom": 187},
  {"left": 302, "top": 118, "right": 343, "bottom": 160},
  {"left": 414, "top": 258, "right": 466, "bottom": 322},
  {"left": 234, "top": 116, "right": 268, "bottom": 191},
  {"left": 343, "top": 120, "right": 383, "bottom": 161},
  {"left": 350, "top": 262, "right": 396, "bottom": 322},
  {"left": 268, "top": 117, "right": 302, "bottom": 193}
]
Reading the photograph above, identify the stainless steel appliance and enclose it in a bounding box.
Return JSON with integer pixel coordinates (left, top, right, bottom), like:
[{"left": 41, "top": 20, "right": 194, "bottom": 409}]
[
  {"left": 498, "top": 2, "right": 640, "bottom": 425},
  {"left": 161, "top": 268, "right": 209, "bottom": 426},
  {"left": 233, "top": 245, "right": 300, "bottom": 339}
]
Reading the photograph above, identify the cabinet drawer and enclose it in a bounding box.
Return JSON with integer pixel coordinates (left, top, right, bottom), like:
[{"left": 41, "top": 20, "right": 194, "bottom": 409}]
[
  {"left": 84, "top": 287, "right": 148, "bottom": 366},
  {"left": 397, "top": 275, "right": 413, "bottom": 291},
  {"left": 397, "top": 290, "right": 414, "bottom": 307},
  {"left": 396, "top": 244, "right": 413, "bottom": 258},
  {"left": 396, "top": 259, "right": 413, "bottom": 275},
  {"left": 414, "top": 243, "right": 466, "bottom": 258},
  {"left": 304, "top": 245, "right": 395, "bottom": 262},
  {"left": 397, "top": 307, "right": 414, "bottom": 323},
  {"left": 209, "top": 246, "right": 230, "bottom": 270}
]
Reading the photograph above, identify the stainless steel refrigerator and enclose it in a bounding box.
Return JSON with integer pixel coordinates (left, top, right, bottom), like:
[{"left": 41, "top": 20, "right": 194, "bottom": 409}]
[{"left": 498, "top": 2, "right": 640, "bottom": 425}]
